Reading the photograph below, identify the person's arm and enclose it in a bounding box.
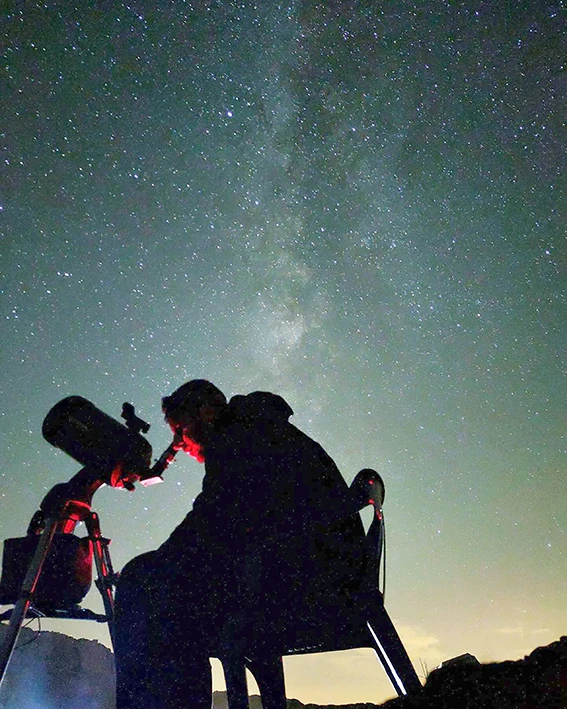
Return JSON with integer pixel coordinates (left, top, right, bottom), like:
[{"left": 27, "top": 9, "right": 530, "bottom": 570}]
[{"left": 162, "top": 423, "right": 274, "bottom": 556}]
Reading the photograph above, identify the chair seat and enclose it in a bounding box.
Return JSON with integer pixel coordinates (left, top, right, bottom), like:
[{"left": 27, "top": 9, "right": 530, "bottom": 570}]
[
  {"left": 216, "top": 589, "right": 422, "bottom": 709},
  {"left": 235, "top": 593, "right": 377, "bottom": 655}
]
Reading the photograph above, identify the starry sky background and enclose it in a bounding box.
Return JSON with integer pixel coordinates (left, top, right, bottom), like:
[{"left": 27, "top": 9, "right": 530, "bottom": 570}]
[{"left": 1, "top": 1, "right": 565, "bottom": 705}]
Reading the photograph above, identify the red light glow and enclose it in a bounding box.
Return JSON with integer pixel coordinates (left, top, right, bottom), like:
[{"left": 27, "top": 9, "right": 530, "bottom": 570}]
[{"left": 183, "top": 438, "right": 205, "bottom": 463}]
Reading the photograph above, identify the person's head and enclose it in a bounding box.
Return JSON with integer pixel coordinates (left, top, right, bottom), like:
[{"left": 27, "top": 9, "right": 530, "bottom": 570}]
[{"left": 162, "top": 380, "right": 227, "bottom": 462}]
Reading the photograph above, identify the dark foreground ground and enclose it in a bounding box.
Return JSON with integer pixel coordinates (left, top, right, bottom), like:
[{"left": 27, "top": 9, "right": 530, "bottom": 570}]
[
  {"left": 0, "top": 625, "right": 565, "bottom": 708},
  {"left": 379, "top": 636, "right": 567, "bottom": 709},
  {"left": 215, "top": 636, "right": 567, "bottom": 709}
]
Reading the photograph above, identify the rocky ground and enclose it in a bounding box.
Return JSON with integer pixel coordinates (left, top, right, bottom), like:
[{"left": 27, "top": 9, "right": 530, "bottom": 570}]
[
  {"left": 1, "top": 625, "right": 565, "bottom": 708},
  {"left": 378, "top": 636, "right": 567, "bottom": 709}
]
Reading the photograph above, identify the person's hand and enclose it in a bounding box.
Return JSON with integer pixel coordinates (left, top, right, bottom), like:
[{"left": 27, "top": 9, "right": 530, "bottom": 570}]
[{"left": 171, "top": 428, "right": 185, "bottom": 452}]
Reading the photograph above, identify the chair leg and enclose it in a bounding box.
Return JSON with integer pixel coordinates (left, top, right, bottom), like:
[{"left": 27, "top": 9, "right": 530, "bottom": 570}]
[
  {"left": 246, "top": 654, "right": 286, "bottom": 709},
  {"left": 366, "top": 605, "right": 422, "bottom": 697},
  {"left": 222, "top": 656, "right": 250, "bottom": 709}
]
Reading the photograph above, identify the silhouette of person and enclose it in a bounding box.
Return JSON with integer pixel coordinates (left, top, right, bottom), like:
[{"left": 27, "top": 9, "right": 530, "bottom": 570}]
[{"left": 114, "top": 380, "right": 365, "bottom": 709}]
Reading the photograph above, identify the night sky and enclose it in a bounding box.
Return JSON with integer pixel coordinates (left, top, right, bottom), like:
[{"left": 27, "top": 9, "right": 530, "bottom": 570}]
[{"left": 1, "top": 1, "right": 565, "bottom": 705}]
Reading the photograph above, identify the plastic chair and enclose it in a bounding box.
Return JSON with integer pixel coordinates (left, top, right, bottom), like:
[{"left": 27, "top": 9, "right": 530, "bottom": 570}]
[{"left": 215, "top": 469, "right": 422, "bottom": 709}]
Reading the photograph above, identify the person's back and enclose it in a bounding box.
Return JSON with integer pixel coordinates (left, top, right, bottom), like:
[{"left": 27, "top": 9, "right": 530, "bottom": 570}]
[{"left": 162, "top": 391, "right": 367, "bottom": 632}]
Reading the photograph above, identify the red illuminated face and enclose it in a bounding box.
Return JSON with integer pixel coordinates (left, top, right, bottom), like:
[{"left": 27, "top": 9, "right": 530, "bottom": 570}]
[{"left": 167, "top": 416, "right": 206, "bottom": 463}]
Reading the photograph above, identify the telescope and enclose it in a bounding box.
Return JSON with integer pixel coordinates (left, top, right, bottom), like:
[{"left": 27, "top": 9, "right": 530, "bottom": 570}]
[
  {"left": 42, "top": 395, "right": 178, "bottom": 489},
  {"left": 0, "top": 396, "right": 179, "bottom": 688}
]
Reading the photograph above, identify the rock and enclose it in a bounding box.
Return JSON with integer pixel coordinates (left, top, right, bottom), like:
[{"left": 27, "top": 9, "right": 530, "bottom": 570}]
[{"left": 382, "top": 636, "right": 567, "bottom": 709}]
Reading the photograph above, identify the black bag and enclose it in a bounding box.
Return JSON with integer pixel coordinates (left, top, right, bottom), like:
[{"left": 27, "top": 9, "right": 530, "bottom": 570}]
[{"left": 0, "top": 534, "right": 92, "bottom": 610}]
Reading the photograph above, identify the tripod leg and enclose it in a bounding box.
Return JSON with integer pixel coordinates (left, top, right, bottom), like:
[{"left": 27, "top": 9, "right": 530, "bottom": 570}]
[
  {"left": 0, "top": 518, "right": 58, "bottom": 689},
  {"left": 85, "top": 512, "right": 116, "bottom": 647}
]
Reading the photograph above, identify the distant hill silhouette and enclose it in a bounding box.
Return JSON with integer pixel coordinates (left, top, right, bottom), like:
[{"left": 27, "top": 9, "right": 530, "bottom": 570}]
[
  {"left": 0, "top": 625, "right": 565, "bottom": 708},
  {"left": 214, "top": 695, "right": 377, "bottom": 708},
  {"left": 213, "top": 696, "right": 379, "bottom": 709}
]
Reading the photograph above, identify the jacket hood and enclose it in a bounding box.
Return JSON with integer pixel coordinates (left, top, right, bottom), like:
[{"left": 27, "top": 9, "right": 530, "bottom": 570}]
[{"left": 225, "top": 391, "right": 294, "bottom": 424}]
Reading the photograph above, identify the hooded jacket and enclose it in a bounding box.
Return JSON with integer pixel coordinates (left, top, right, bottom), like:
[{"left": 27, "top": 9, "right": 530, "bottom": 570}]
[{"left": 160, "top": 392, "right": 366, "bottom": 602}]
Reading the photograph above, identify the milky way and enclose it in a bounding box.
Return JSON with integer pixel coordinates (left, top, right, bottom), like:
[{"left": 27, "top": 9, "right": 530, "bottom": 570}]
[{"left": 1, "top": 2, "right": 565, "bottom": 704}]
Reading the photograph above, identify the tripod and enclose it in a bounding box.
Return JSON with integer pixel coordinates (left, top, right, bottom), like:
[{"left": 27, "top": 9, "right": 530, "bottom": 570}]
[
  {"left": 0, "top": 467, "right": 118, "bottom": 690},
  {"left": 0, "top": 396, "right": 177, "bottom": 694}
]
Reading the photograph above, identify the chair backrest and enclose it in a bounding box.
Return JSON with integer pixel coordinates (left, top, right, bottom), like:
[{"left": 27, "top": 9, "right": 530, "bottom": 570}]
[
  {"left": 217, "top": 468, "right": 387, "bottom": 658},
  {"left": 349, "top": 468, "right": 386, "bottom": 596}
]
